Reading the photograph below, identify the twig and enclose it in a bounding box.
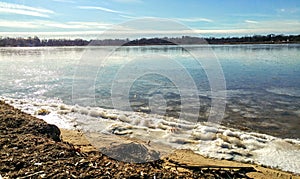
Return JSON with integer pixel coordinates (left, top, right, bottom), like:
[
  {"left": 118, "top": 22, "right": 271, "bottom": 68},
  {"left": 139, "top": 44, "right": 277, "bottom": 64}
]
[{"left": 17, "top": 171, "right": 44, "bottom": 179}]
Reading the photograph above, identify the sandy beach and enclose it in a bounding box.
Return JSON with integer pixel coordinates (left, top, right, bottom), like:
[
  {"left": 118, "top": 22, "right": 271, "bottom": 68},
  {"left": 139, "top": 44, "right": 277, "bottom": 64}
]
[{"left": 1, "top": 100, "right": 299, "bottom": 178}]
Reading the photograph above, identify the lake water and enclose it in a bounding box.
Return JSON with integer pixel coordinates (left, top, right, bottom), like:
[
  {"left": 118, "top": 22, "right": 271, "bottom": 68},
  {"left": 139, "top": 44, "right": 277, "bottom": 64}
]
[{"left": 1, "top": 44, "right": 300, "bottom": 173}]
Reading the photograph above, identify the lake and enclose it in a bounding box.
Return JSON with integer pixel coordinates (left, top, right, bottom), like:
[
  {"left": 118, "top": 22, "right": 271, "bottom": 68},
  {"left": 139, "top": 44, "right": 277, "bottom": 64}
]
[
  {"left": 1, "top": 44, "right": 300, "bottom": 138},
  {"left": 1, "top": 44, "right": 300, "bottom": 173}
]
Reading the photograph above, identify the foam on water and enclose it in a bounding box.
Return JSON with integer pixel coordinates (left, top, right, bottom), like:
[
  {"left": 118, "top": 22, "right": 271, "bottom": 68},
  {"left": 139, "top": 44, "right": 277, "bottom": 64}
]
[{"left": 2, "top": 96, "right": 300, "bottom": 174}]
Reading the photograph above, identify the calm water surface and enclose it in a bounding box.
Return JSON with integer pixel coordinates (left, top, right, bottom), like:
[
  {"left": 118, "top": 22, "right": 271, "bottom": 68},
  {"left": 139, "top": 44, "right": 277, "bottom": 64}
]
[{"left": 0, "top": 44, "right": 300, "bottom": 138}]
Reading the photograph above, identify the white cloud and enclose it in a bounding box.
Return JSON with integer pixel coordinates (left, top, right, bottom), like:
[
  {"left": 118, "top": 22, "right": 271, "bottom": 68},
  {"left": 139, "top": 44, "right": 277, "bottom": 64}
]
[
  {"left": 78, "top": 6, "right": 128, "bottom": 15},
  {"left": 0, "top": 20, "right": 39, "bottom": 28},
  {"left": 0, "top": 2, "right": 53, "bottom": 14},
  {"left": 49, "top": 21, "right": 112, "bottom": 29},
  {"left": 100, "top": 25, "right": 300, "bottom": 36},
  {"left": 174, "top": 17, "right": 213, "bottom": 23},
  {"left": 119, "top": 15, "right": 213, "bottom": 23},
  {"left": 120, "top": 14, "right": 213, "bottom": 22},
  {"left": 119, "top": 14, "right": 136, "bottom": 19},
  {"left": 245, "top": 20, "right": 300, "bottom": 29},
  {"left": 0, "top": 20, "right": 112, "bottom": 30},
  {"left": 1, "top": 19, "right": 299, "bottom": 39},
  {"left": 44, "top": 22, "right": 86, "bottom": 29},
  {"left": 0, "top": 2, "right": 54, "bottom": 18},
  {"left": 52, "top": 0, "right": 75, "bottom": 3},
  {"left": 68, "top": 22, "right": 112, "bottom": 28},
  {"left": 245, "top": 20, "right": 259, "bottom": 24},
  {"left": 1, "top": 25, "right": 299, "bottom": 40},
  {"left": 112, "top": 0, "right": 142, "bottom": 3},
  {"left": 0, "top": 8, "right": 50, "bottom": 17}
]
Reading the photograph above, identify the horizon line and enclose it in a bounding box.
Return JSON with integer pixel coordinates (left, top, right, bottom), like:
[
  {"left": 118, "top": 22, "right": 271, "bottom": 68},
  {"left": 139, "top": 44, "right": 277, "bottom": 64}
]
[{"left": 1, "top": 32, "right": 299, "bottom": 40}]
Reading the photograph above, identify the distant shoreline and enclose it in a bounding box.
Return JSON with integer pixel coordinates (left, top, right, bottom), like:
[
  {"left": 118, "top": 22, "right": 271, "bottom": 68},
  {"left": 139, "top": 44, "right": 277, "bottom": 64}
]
[{"left": 1, "top": 34, "right": 300, "bottom": 47}]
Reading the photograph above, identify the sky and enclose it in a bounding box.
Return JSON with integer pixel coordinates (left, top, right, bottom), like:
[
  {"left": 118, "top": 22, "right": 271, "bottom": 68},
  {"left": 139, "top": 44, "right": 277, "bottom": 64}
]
[{"left": 0, "top": 0, "right": 300, "bottom": 39}]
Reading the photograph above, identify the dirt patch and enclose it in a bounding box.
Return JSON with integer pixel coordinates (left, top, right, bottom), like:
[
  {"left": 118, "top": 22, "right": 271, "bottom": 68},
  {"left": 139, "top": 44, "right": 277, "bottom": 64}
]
[{"left": 0, "top": 101, "right": 179, "bottom": 178}]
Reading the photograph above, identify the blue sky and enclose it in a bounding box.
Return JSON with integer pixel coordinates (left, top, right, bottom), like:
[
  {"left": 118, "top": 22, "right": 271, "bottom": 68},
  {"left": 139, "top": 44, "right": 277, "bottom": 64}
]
[{"left": 0, "top": 0, "right": 300, "bottom": 39}]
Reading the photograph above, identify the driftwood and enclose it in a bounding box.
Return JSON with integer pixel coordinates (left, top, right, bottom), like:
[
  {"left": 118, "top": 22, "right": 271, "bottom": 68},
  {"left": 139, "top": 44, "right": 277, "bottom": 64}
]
[{"left": 166, "top": 159, "right": 257, "bottom": 179}]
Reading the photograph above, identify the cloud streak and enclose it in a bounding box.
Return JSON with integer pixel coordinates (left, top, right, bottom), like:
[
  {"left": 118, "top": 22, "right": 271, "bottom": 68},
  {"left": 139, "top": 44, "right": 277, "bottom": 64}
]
[
  {"left": 174, "top": 17, "right": 213, "bottom": 23},
  {"left": 0, "top": 20, "right": 39, "bottom": 28},
  {"left": 45, "top": 21, "right": 112, "bottom": 29},
  {"left": 0, "top": 2, "right": 54, "bottom": 18},
  {"left": 1, "top": 24, "right": 299, "bottom": 40},
  {"left": 1, "top": 19, "right": 299, "bottom": 39},
  {"left": 112, "top": 0, "right": 142, "bottom": 3},
  {"left": 119, "top": 15, "right": 213, "bottom": 23},
  {"left": 78, "top": 5, "right": 128, "bottom": 15},
  {"left": 245, "top": 20, "right": 259, "bottom": 24},
  {"left": 52, "top": 0, "right": 75, "bottom": 3},
  {"left": 0, "top": 20, "right": 112, "bottom": 30}
]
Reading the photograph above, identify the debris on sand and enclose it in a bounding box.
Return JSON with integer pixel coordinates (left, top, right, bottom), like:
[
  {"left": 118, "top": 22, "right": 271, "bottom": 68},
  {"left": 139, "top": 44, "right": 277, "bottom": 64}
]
[{"left": 35, "top": 108, "right": 50, "bottom": 116}]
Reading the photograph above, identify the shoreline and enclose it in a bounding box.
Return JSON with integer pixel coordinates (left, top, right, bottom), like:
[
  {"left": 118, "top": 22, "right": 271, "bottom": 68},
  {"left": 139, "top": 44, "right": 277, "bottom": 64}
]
[
  {"left": 1, "top": 100, "right": 300, "bottom": 178},
  {"left": 1, "top": 34, "right": 300, "bottom": 47},
  {"left": 1, "top": 43, "right": 300, "bottom": 48},
  {"left": 60, "top": 129, "right": 300, "bottom": 179}
]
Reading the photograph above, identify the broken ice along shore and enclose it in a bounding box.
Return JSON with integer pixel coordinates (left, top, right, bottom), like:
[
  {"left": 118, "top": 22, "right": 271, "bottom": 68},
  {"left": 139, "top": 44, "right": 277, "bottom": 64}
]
[{"left": 2, "top": 97, "right": 300, "bottom": 174}]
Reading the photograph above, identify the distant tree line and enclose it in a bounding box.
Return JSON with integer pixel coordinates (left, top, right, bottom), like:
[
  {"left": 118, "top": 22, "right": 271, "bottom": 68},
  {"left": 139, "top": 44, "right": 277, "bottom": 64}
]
[
  {"left": 206, "top": 34, "right": 300, "bottom": 44},
  {"left": 0, "top": 34, "right": 299, "bottom": 47},
  {"left": 0, "top": 36, "right": 89, "bottom": 47}
]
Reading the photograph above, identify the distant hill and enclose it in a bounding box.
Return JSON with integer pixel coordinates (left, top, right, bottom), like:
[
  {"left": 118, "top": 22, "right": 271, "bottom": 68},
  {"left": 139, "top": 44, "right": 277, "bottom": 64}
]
[{"left": 0, "top": 34, "right": 299, "bottom": 47}]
